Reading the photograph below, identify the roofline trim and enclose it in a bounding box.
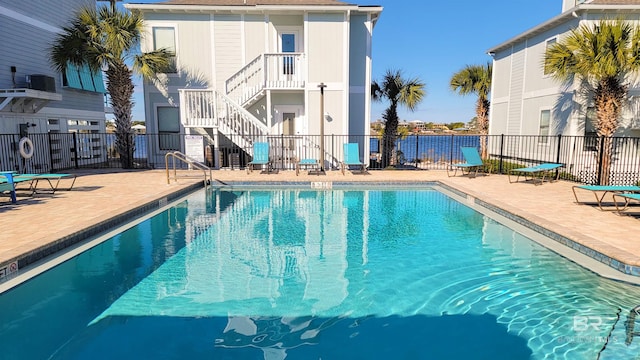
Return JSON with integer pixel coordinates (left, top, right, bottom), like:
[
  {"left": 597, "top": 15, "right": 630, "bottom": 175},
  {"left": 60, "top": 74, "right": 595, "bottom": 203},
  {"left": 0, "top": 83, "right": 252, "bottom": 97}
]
[
  {"left": 124, "top": 3, "right": 383, "bottom": 14},
  {"left": 487, "top": 4, "right": 640, "bottom": 55}
]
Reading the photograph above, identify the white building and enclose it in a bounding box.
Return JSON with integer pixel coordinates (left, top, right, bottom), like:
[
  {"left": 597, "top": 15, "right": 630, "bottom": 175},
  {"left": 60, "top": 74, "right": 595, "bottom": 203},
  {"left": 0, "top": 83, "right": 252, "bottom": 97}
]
[
  {"left": 488, "top": 0, "right": 640, "bottom": 139},
  {"left": 487, "top": 0, "right": 640, "bottom": 184},
  {"left": 125, "top": 0, "right": 382, "bottom": 169}
]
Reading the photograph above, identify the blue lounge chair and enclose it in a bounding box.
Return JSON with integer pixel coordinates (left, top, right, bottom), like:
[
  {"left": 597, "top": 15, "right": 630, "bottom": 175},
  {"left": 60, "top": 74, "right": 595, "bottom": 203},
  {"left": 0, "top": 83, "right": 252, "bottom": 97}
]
[
  {"left": 341, "top": 143, "right": 368, "bottom": 175},
  {"left": 447, "top": 147, "right": 490, "bottom": 177},
  {"left": 612, "top": 193, "right": 640, "bottom": 213},
  {"left": 572, "top": 185, "right": 640, "bottom": 211},
  {"left": 0, "top": 172, "right": 36, "bottom": 204},
  {"left": 508, "top": 163, "right": 563, "bottom": 185},
  {"left": 246, "top": 142, "right": 273, "bottom": 174},
  {"left": 15, "top": 173, "right": 77, "bottom": 194},
  {"left": 296, "top": 158, "right": 321, "bottom": 176}
]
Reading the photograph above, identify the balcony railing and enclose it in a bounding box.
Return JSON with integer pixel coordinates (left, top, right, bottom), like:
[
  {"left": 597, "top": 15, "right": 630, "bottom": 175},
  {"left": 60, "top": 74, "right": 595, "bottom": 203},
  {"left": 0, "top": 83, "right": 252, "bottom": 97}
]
[{"left": 225, "top": 53, "right": 305, "bottom": 105}]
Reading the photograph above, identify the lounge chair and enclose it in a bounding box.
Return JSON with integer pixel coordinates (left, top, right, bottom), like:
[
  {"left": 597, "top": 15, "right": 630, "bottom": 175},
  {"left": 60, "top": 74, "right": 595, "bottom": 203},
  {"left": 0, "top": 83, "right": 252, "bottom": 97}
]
[
  {"left": 15, "top": 173, "right": 77, "bottom": 194},
  {"left": 572, "top": 185, "right": 640, "bottom": 211},
  {"left": 612, "top": 193, "right": 640, "bottom": 213},
  {"left": 508, "top": 163, "right": 563, "bottom": 185},
  {"left": 341, "top": 143, "right": 368, "bottom": 175},
  {"left": 0, "top": 172, "right": 36, "bottom": 203},
  {"left": 447, "top": 147, "right": 491, "bottom": 177},
  {"left": 613, "top": 193, "right": 640, "bottom": 213},
  {"left": 296, "top": 158, "right": 321, "bottom": 176},
  {"left": 246, "top": 142, "right": 273, "bottom": 174}
]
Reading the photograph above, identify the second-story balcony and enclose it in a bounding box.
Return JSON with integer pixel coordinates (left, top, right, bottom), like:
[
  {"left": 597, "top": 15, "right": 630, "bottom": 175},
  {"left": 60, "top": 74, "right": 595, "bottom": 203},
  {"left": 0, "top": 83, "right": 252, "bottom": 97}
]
[{"left": 225, "top": 53, "right": 305, "bottom": 105}]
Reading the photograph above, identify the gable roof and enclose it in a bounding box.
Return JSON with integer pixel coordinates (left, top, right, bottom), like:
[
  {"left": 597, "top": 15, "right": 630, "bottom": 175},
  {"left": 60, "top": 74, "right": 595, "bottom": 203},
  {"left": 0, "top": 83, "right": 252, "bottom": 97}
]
[
  {"left": 144, "top": 0, "right": 353, "bottom": 5},
  {"left": 488, "top": 1, "right": 640, "bottom": 54},
  {"left": 125, "top": 0, "right": 382, "bottom": 25}
]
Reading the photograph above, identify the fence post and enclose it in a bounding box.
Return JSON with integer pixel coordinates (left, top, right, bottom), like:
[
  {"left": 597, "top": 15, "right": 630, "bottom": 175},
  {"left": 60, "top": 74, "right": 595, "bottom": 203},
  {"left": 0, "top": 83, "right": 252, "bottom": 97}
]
[
  {"left": 331, "top": 134, "right": 335, "bottom": 170},
  {"left": 555, "top": 134, "right": 562, "bottom": 164},
  {"left": 280, "top": 133, "right": 284, "bottom": 170},
  {"left": 597, "top": 135, "right": 605, "bottom": 185},
  {"left": 415, "top": 135, "right": 419, "bottom": 167},
  {"left": 449, "top": 134, "right": 454, "bottom": 165},
  {"left": 47, "top": 132, "right": 54, "bottom": 172},
  {"left": 555, "top": 134, "right": 562, "bottom": 180},
  {"left": 72, "top": 132, "right": 79, "bottom": 169},
  {"left": 499, "top": 134, "right": 505, "bottom": 174}
]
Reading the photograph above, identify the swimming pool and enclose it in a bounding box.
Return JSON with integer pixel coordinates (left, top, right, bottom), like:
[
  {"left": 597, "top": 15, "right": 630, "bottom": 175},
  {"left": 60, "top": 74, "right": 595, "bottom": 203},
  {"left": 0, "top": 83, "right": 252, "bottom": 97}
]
[{"left": 1, "top": 186, "right": 639, "bottom": 359}]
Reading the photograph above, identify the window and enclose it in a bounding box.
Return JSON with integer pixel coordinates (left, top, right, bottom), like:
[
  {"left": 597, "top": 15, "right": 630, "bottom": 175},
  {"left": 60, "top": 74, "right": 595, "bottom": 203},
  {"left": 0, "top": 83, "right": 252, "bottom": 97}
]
[
  {"left": 158, "top": 106, "right": 180, "bottom": 150},
  {"left": 584, "top": 107, "right": 598, "bottom": 151},
  {"left": 539, "top": 109, "right": 550, "bottom": 143},
  {"left": 544, "top": 38, "right": 557, "bottom": 75},
  {"left": 153, "top": 27, "right": 177, "bottom": 73},
  {"left": 538, "top": 110, "right": 551, "bottom": 144}
]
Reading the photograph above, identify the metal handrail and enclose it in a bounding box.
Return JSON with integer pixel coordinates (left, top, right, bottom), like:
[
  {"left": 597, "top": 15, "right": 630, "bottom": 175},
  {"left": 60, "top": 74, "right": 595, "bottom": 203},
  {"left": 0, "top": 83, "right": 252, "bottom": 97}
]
[{"left": 165, "top": 151, "right": 212, "bottom": 185}]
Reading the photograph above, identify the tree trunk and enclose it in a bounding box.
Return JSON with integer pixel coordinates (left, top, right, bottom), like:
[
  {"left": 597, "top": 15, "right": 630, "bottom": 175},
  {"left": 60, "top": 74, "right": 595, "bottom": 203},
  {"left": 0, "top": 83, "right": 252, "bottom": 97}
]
[
  {"left": 382, "top": 102, "right": 398, "bottom": 168},
  {"left": 594, "top": 77, "right": 625, "bottom": 185},
  {"left": 476, "top": 98, "right": 490, "bottom": 159},
  {"left": 106, "top": 62, "right": 136, "bottom": 169}
]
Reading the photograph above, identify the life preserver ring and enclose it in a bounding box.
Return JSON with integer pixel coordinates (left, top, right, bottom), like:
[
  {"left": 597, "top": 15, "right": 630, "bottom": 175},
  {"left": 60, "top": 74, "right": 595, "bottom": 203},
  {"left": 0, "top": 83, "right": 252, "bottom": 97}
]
[{"left": 19, "top": 137, "right": 34, "bottom": 159}]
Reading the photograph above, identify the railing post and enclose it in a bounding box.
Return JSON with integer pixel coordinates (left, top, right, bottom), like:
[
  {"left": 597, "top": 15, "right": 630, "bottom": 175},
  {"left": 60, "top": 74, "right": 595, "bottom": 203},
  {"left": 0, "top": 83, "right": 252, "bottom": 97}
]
[
  {"left": 72, "top": 132, "right": 79, "bottom": 169},
  {"left": 597, "top": 135, "right": 605, "bottom": 185},
  {"left": 449, "top": 133, "right": 454, "bottom": 165},
  {"left": 331, "top": 134, "right": 335, "bottom": 170},
  {"left": 263, "top": 54, "right": 267, "bottom": 88},
  {"left": 47, "top": 132, "right": 54, "bottom": 172},
  {"left": 280, "top": 133, "right": 285, "bottom": 170},
  {"left": 555, "top": 134, "right": 562, "bottom": 179},
  {"left": 415, "top": 135, "right": 419, "bottom": 167},
  {"left": 555, "top": 134, "right": 562, "bottom": 164},
  {"left": 499, "top": 134, "right": 505, "bottom": 174}
]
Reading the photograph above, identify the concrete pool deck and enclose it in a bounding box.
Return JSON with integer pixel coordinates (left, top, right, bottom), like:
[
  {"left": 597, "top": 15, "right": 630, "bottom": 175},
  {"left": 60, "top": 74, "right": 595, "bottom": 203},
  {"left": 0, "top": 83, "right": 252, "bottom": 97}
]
[{"left": 1, "top": 168, "right": 639, "bottom": 283}]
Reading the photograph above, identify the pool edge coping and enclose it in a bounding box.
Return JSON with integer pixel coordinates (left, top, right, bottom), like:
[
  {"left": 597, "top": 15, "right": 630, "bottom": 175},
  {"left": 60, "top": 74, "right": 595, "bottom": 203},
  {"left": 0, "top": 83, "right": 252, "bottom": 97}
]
[{"left": 0, "top": 181, "right": 204, "bottom": 282}]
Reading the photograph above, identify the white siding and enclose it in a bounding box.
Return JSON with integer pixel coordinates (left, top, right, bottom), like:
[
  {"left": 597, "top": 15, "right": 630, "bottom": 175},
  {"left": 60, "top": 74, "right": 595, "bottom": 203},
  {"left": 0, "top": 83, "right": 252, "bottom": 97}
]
[
  {"left": 507, "top": 42, "right": 526, "bottom": 135},
  {"left": 244, "top": 15, "right": 266, "bottom": 63},
  {"left": 177, "top": 15, "right": 214, "bottom": 88},
  {"left": 491, "top": 52, "right": 512, "bottom": 100},
  {"left": 214, "top": 15, "right": 242, "bottom": 91},
  {"left": 307, "top": 13, "right": 344, "bottom": 83}
]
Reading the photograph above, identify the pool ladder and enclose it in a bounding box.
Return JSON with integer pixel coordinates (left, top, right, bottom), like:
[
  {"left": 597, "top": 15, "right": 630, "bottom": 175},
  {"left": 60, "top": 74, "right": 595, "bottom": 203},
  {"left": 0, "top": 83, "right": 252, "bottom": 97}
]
[
  {"left": 165, "top": 151, "right": 213, "bottom": 186},
  {"left": 626, "top": 304, "right": 640, "bottom": 346}
]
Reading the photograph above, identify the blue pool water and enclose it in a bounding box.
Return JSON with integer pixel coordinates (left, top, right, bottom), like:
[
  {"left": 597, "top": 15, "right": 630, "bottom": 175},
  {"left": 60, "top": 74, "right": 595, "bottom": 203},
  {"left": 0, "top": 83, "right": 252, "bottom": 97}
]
[{"left": 1, "top": 187, "right": 640, "bottom": 359}]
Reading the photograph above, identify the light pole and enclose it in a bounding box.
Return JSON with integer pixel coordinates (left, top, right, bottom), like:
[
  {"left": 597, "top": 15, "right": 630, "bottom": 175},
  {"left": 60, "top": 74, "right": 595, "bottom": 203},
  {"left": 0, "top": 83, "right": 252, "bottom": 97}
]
[{"left": 318, "top": 82, "right": 327, "bottom": 172}]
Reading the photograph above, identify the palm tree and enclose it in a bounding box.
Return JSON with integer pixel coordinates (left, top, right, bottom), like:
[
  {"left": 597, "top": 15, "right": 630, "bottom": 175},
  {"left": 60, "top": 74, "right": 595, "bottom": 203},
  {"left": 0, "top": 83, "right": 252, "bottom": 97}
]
[
  {"left": 544, "top": 18, "right": 640, "bottom": 185},
  {"left": 51, "top": 6, "right": 172, "bottom": 168},
  {"left": 371, "top": 69, "right": 425, "bottom": 168},
  {"left": 450, "top": 62, "right": 492, "bottom": 159}
]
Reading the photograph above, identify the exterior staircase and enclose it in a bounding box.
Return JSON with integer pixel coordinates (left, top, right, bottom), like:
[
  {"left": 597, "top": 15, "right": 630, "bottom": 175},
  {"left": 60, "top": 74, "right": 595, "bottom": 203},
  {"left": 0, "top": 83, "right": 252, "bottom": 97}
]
[{"left": 179, "top": 53, "right": 305, "bottom": 157}]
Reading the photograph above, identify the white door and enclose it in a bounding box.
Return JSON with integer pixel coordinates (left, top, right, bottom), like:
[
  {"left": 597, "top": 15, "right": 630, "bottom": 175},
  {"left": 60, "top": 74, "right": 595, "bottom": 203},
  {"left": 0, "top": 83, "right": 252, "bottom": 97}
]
[{"left": 277, "top": 29, "right": 301, "bottom": 80}]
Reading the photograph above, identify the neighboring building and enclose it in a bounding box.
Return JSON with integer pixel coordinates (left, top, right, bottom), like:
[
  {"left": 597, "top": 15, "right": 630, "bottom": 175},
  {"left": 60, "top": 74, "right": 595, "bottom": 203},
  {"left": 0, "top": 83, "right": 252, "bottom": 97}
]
[
  {"left": 488, "top": 0, "right": 640, "bottom": 139},
  {"left": 487, "top": 0, "right": 640, "bottom": 183},
  {"left": 0, "top": 0, "right": 108, "bottom": 173},
  {"left": 125, "top": 0, "right": 382, "bottom": 168}
]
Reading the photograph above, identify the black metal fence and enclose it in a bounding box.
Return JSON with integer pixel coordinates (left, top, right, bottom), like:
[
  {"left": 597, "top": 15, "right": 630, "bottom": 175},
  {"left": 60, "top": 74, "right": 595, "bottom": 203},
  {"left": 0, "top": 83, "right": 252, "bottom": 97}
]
[{"left": 2, "top": 132, "right": 639, "bottom": 185}]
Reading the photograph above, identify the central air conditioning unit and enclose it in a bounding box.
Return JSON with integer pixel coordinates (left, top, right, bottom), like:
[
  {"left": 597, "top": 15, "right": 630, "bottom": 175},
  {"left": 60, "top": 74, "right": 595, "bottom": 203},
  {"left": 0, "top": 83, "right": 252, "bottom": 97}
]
[{"left": 29, "top": 75, "right": 56, "bottom": 92}]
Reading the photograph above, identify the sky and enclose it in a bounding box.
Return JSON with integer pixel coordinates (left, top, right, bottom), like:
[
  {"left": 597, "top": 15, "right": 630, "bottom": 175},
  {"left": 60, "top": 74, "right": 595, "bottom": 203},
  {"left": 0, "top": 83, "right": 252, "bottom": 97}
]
[{"left": 127, "top": 0, "right": 561, "bottom": 124}]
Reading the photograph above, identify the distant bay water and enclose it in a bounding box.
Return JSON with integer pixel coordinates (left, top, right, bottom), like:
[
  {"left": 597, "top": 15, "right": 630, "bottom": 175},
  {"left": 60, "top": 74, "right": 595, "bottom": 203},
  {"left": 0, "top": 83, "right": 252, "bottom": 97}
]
[{"left": 370, "top": 135, "right": 480, "bottom": 163}]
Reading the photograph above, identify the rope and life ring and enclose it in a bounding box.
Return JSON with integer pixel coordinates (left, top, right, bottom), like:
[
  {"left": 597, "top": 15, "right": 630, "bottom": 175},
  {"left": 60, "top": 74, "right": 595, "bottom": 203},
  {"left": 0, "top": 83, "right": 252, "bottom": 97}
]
[{"left": 19, "top": 137, "right": 34, "bottom": 159}]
